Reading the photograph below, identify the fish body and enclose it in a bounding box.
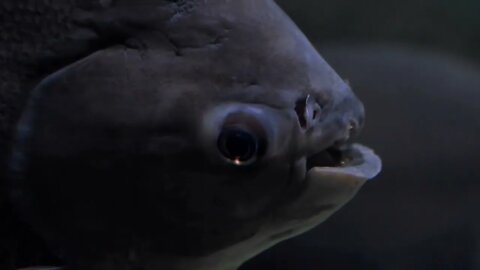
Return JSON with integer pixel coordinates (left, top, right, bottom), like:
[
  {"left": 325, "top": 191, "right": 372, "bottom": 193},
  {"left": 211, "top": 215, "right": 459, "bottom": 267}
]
[{"left": 2, "top": 1, "right": 380, "bottom": 270}]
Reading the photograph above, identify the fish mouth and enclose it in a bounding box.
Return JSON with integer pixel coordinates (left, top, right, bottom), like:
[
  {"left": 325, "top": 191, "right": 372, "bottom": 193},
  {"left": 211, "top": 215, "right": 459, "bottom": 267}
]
[{"left": 306, "top": 143, "right": 381, "bottom": 180}]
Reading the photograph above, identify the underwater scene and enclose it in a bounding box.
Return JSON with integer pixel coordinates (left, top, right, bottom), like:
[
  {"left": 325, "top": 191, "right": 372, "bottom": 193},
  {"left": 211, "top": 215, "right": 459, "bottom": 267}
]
[{"left": 0, "top": 0, "right": 479, "bottom": 269}]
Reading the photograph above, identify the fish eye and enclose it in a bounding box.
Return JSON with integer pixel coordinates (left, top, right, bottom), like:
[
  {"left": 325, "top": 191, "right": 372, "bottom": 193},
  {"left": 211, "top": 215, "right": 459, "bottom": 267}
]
[{"left": 217, "top": 127, "right": 266, "bottom": 166}]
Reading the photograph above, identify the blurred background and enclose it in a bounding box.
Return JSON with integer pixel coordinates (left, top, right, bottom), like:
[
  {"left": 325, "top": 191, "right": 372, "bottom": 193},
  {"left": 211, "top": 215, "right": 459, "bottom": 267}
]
[
  {"left": 278, "top": 0, "right": 480, "bottom": 61},
  {"left": 243, "top": 0, "right": 480, "bottom": 269}
]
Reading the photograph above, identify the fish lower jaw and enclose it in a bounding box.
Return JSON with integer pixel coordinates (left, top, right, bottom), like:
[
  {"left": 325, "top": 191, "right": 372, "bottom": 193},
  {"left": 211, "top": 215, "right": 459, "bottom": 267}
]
[{"left": 306, "top": 143, "right": 382, "bottom": 181}]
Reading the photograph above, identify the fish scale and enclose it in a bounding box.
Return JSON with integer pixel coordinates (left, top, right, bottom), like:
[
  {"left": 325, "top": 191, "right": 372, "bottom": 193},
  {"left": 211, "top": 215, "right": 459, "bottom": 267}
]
[
  {"left": 0, "top": 0, "right": 105, "bottom": 167},
  {"left": 0, "top": 0, "right": 183, "bottom": 156},
  {"left": 1, "top": 2, "right": 104, "bottom": 268}
]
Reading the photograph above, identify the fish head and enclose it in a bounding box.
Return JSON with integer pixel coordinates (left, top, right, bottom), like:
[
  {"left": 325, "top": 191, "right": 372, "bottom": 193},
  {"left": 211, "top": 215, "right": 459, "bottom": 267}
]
[{"left": 10, "top": 0, "right": 381, "bottom": 268}]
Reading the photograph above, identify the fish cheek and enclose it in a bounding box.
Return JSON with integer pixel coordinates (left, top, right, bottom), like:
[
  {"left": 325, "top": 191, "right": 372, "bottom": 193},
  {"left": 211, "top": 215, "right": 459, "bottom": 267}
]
[
  {"left": 161, "top": 161, "right": 294, "bottom": 221},
  {"left": 164, "top": 159, "right": 294, "bottom": 222}
]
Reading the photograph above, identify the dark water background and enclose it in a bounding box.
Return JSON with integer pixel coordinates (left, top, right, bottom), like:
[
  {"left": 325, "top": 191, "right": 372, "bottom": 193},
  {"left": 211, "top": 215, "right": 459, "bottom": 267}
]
[
  {"left": 278, "top": 0, "right": 480, "bottom": 62},
  {"left": 243, "top": 1, "right": 480, "bottom": 269},
  {"left": 2, "top": 1, "right": 480, "bottom": 269}
]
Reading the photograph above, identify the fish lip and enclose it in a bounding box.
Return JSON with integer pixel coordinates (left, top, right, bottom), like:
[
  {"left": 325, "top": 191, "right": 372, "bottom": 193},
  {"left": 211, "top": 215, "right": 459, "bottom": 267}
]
[{"left": 306, "top": 143, "right": 382, "bottom": 181}]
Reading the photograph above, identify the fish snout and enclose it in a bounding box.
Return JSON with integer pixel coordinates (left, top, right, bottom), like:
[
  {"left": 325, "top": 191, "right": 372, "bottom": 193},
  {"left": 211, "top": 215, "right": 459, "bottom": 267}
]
[
  {"left": 331, "top": 91, "right": 366, "bottom": 145},
  {"left": 295, "top": 85, "right": 365, "bottom": 159}
]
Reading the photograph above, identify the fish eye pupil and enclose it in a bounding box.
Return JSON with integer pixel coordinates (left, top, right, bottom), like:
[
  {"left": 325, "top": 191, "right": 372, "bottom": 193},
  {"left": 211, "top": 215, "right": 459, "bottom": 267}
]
[{"left": 218, "top": 128, "right": 258, "bottom": 164}]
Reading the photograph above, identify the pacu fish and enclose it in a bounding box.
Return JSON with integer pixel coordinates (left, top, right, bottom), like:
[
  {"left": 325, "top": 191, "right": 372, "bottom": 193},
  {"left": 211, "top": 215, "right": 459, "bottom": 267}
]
[{"left": 2, "top": 0, "right": 381, "bottom": 269}]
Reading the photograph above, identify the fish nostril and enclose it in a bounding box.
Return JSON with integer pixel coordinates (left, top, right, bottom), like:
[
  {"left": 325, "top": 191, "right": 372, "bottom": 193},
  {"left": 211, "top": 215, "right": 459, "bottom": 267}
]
[
  {"left": 345, "top": 119, "right": 362, "bottom": 142},
  {"left": 295, "top": 95, "right": 322, "bottom": 130},
  {"left": 333, "top": 121, "right": 358, "bottom": 147},
  {"left": 295, "top": 98, "right": 308, "bottom": 129},
  {"left": 348, "top": 123, "right": 354, "bottom": 136},
  {"left": 313, "top": 109, "right": 319, "bottom": 120}
]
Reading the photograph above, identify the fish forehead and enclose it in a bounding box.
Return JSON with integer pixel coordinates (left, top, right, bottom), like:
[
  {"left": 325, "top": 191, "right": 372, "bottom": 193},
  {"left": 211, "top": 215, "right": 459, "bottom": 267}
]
[
  {"left": 165, "top": 0, "right": 345, "bottom": 102},
  {"left": 74, "top": 0, "right": 347, "bottom": 111},
  {"left": 0, "top": 0, "right": 351, "bottom": 117},
  {"left": 29, "top": 0, "right": 352, "bottom": 135}
]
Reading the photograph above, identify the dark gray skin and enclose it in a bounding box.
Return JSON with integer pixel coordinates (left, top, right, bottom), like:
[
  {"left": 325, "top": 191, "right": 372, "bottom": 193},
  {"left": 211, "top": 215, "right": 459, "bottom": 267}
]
[
  {"left": 244, "top": 44, "right": 480, "bottom": 270},
  {"left": 3, "top": 1, "right": 380, "bottom": 270}
]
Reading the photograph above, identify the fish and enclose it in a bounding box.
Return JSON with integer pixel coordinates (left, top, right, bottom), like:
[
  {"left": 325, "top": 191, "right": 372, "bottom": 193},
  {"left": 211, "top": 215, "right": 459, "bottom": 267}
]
[{"left": 2, "top": 1, "right": 381, "bottom": 270}]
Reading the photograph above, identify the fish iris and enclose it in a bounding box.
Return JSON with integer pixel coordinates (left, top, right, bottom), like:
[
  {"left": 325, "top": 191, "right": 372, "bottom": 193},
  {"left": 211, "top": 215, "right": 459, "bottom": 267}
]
[{"left": 218, "top": 128, "right": 258, "bottom": 164}]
